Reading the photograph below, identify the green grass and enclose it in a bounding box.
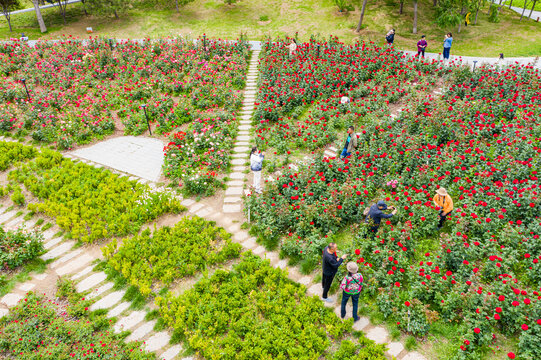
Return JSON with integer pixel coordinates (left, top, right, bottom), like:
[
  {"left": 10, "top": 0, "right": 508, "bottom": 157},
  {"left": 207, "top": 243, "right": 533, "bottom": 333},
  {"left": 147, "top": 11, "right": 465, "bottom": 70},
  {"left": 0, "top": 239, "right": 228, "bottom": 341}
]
[
  {"left": 0, "top": 258, "right": 48, "bottom": 297},
  {"left": 0, "top": 0, "right": 540, "bottom": 56}
]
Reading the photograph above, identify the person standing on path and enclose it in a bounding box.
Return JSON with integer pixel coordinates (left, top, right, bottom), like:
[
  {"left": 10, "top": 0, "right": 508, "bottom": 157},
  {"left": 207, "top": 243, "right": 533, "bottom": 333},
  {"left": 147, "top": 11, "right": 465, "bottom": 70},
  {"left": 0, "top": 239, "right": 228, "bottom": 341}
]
[
  {"left": 365, "top": 200, "right": 397, "bottom": 233},
  {"left": 340, "top": 262, "right": 363, "bottom": 322},
  {"left": 250, "top": 146, "right": 264, "bottom": 194},
  {"left": 340, "top": 126, "right": 358, "bottom": 159},
  {"left": 385, "top": 29, "right": 395, "bottom": 47},
  {"left": 443, "top": 33, "right": 453, "bottom": 61},
  {"left": 417, "top": 35, "right": 428, "bottom": 58},
  {"left": 322, "top": 243, "right": 347, "bottom": 302},
  {"left": 433, "top": 187, "right": 453, "bottom": 229}
]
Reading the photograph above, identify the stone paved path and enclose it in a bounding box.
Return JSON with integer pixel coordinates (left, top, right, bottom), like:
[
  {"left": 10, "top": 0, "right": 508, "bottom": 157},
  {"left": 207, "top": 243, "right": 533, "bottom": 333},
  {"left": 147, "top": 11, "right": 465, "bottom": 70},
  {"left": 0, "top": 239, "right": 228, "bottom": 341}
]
[
  {"left": 69, "top": 136, "right": 164, "bottom": 182},
  {"left": 221, "top": 50, "right": 260, "bottom": 214}
]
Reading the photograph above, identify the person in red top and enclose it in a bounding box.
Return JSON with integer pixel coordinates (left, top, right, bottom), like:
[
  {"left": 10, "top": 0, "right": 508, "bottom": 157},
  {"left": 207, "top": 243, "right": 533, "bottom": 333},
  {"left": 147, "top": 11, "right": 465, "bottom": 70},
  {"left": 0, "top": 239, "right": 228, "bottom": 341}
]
[{"left": 417, "top": 35, "right": 428, "bottom": 58}]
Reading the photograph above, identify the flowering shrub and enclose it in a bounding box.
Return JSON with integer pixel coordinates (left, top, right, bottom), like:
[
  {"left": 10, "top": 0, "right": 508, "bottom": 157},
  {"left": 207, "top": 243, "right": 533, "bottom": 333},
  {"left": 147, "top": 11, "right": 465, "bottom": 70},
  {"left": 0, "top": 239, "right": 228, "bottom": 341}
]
[
  {"left": 0, "top": 38, "right": 248, "bottom": 150},
  {"left": 0, "top": 291, "right": 153, "bottom": 359},
  {"left": 8, "top": 147, "right": 185, "bottom": 243},
  {"left": 252, "top": 38, "right": 447, "bottom": 154},
  {"left": 247, "top": 44, "right": 540, "bottom": 358},
  {"left": 156, "top": 253, "right": 352, "bottom": 359},
  {"left": 0, "top": 226, "right": 44, "bottom": 270},
  {"left": 102, "top": 216, "right": 241, "bottom": 297}
]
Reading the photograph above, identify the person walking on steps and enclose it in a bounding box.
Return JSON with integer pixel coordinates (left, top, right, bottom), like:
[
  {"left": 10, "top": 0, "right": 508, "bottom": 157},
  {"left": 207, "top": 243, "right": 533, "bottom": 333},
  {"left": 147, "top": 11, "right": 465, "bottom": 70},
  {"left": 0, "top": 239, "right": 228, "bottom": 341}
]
[
  {"left": 322, "top": 243, "right": 347, "bottom": 302},
  {"left": 443, "top": 33, "right": 453, "bottom": 62},
  {"left": 340, "top": 126, "right": 357, "bottom": 159},
  {"left": 417, "top": 35, "right": 428, "bottom": 59},
  {"left": 365, "top": 200, "right": 397, "bottom": 233},
  {"left": 433, "top": 187, "right": 453, "bottom": 229},
  {"left": 385, "top": 29, "right": 395, "bottom": 47},
  {"left": 340, "top": 262, "right": 363, "bottom": 322},
  {"left": 250, "top": 146, "right": 264, "bottom": 194}
]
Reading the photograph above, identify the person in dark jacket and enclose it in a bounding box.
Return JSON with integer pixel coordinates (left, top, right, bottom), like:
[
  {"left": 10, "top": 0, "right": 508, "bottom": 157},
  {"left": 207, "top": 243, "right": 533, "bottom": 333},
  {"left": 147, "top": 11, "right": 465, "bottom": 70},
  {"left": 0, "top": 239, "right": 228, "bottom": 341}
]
[
  {"left": 365, "top": 200, "right": 397, "bottom": 233},
  {"left": 322, "top": 243, "right": 347, "bottom": 302}
]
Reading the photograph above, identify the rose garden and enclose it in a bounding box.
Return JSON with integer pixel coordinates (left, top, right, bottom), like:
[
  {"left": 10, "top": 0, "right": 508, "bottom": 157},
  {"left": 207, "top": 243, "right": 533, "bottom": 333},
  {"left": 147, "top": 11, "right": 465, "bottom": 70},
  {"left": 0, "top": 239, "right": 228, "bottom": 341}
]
[{"left": 0, "top": 36, "right": 539, "bottom": 360}]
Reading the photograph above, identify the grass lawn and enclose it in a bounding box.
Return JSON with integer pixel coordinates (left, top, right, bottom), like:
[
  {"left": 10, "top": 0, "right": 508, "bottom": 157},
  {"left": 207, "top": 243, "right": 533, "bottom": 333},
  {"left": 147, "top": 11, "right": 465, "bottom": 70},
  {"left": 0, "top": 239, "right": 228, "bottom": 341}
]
[{"left": 0, "top": 0, "right": 540, "bottom": 56}]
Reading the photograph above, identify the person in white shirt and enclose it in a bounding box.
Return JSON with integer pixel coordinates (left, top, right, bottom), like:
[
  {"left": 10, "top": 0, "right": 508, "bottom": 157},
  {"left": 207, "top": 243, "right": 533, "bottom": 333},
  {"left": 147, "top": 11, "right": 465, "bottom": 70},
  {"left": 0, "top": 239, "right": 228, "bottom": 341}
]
[
  {"left": 20, "top": 33, "right": 29, "bottom": 41},
  {"left": 287, "top": 39, "right": 297, "bottom": 57},
  {"left": 340, "top": 95, "right": 350, "bottom": 105},
  {"left": 250, "top": 146, "right": 264, "bottom": 194}
]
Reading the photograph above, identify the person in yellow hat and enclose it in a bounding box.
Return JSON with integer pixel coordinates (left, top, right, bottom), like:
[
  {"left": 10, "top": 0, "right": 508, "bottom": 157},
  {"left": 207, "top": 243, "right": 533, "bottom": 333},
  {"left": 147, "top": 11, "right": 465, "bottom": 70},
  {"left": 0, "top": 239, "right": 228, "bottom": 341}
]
[{"left": 433, "top": 187, "right": 453, "bottom": 229}]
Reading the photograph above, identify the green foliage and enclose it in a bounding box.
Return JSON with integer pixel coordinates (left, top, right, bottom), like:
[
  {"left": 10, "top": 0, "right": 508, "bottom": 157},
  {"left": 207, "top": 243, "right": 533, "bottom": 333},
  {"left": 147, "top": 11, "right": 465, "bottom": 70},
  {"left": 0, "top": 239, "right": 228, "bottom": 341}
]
[
  {"left": 156, "top": 253, "right": 352, "bottom": 359},
  {"left": 333, "top": 0, "right": 355, "bottom": 12},
  {"left": 0, "top": 141, "right": 38, "bottom": 171},
  {"left": 0, "top": 226, "right": 44, "bottom": 270},
  {"left": 435, "top": 0, "right": 463, "bottom": 27},
  {"left": 488, "top": 4, "right": 500, "bottom": 23},
  {"left": 103, "top": 216, "right": 241, "bottom": 297},
  {"left": 333, "top": 332, "right": 388, "bottom": 359},
  {"left": 86, "top": 0, "right": 133, "bottom": 17},
  {"left": 0, "top": 292, "right": 154, "bottom": 359},
  {"left": 9, "top": 148, "right": 185, "bottom": 243}
]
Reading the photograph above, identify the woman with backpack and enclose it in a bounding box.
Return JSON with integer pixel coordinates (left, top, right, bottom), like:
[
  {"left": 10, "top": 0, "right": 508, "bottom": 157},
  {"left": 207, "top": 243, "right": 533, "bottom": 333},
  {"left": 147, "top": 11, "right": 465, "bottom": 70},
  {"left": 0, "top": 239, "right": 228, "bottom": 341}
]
[{"left": 340, "top": 262, "right": 363, "bottom": 322}]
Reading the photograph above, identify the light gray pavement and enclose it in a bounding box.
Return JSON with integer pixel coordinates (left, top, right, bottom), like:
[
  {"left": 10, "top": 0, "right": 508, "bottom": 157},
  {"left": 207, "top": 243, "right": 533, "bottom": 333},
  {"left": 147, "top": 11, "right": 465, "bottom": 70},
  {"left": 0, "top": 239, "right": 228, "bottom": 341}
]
[
  {"left": 509, "top": 4, "right": 541, "bottom": 20},
  {"left": 402, "top": 50, "right": 540, "bottom": 69},
  {"left": 69, "top": 136, "right": 164, "bottom": 182}
]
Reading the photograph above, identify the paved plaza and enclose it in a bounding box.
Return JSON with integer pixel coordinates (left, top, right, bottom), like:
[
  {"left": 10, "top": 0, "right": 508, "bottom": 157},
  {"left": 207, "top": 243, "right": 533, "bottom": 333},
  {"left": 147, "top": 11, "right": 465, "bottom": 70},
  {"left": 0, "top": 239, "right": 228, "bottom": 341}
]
[{"left": 69, "top": 136, "right": 164, "bottom": 182}]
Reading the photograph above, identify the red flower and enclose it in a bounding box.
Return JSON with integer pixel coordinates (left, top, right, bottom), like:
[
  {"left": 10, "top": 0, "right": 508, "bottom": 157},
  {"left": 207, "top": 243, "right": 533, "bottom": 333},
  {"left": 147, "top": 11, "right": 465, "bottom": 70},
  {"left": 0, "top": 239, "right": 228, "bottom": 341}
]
[
  {"left": 355, "top": 249, "right": 360, "bottom": 255},
  {"left": 521, "top": 324, "right": 529, "bottom": 331},
  {"left": 474, "top": 328, "right": 480, "bottom": 334},
  {"left": 405, "top": 301, "right": 411, "bottom": 307},
  {"left": 508, "top": 352, "right": 516, "bottom": 359}
]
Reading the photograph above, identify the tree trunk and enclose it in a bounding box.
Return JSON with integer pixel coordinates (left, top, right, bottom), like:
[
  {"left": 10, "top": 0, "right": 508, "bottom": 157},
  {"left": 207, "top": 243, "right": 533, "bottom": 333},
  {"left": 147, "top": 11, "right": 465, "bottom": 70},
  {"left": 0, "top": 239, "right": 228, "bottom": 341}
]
[
  {"left": 32, "top": 0, "right": 47, "bottom": 33},
  {"left": 81, "top": 0, "right": 87, "bottom": 15},
  {"left": 4, "top": 14, "right": 12, "bottom": 32},
  {"left": 399, "top": 0, "right": 404, "bottom": 14},
  {"left": 433, "top": 0, "right": 437, "bottom": 6},
  {"left": 175, "top": 0, "right": 179, "bottom": 13},
  {"left": 529, "top": 0, "right": 537, "bottom": 17},
  {"left": 412, "top": 0, "right": 418, "bottom": 33},
  {"left": 520, "top": 0, "right": 529, "bottom": 20},
  {"left": 475, "top": 0, "right": 481, "bottom": 23},
  {"left": 356, "top": 0, "right": 368, "bottom": 32},
  {"left": 508, "top": 0, "right": 513, "bottom": 8},
  {"left": 58, "top": 1, "right": 67, "bottom": 25},
  {"left": 114, "top": 9, "right": 119, "bottom": 19},
  {"left": 457, "top": 6, "right": 464, "bottom": 33}
]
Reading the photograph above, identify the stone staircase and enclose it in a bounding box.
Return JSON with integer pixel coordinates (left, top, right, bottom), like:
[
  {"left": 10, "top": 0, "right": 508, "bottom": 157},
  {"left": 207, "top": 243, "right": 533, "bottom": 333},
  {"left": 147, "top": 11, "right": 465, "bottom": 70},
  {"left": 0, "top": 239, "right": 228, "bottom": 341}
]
[{"left": 223, "top": 50, "right": 260, "bottom": 214}]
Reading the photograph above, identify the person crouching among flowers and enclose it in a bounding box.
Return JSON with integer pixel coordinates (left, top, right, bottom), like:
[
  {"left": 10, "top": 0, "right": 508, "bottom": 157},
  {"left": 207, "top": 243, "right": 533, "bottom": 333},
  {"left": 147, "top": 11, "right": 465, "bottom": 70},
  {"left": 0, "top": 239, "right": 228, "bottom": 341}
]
[{"left": 433, "top": 187, "right": 453, "bottom": 229}]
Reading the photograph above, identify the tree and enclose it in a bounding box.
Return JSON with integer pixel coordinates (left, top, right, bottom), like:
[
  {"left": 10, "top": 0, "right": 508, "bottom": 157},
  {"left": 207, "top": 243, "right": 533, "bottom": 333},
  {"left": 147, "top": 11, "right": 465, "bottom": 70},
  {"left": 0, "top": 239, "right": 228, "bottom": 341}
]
[
  {"left": 0, "top": 0, "right": 21, "bottom": 32},
  {"left": 412, "top": 0, "right": 418, "bottom": 33},
  {"left": 520, "top": 0, "right": 532, "bottom": 20},
  {"left": 356, "top": 0, "right": 368, "bottom": 31},
  {"left": 32, "top": 0, "right": 47, "bottom": 32},
  {"left": 399, "top": 0, "right": 405, "bottom": 13},
  {"left": 173, "top": 0, "right": 194, "bottom": 13},
  {"left": 87, "top": 0, "right": 131, "bottom": 19},
  {"left": 473, "top": 0, "right": 482, "bottom": 24},
  {"left": 54, "top": 0, "right": 70, "bottom": 24},
  {"left": 528, "top": 0, "right": 537, "bottom": 18}
]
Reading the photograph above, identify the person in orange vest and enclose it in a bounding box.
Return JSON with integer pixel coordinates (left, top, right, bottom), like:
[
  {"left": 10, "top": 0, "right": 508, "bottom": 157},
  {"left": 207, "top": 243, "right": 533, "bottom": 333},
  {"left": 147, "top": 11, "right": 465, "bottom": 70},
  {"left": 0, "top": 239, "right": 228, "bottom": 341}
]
[{"left": 433, "top": 187, "right": 453, "bottom": 229}]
